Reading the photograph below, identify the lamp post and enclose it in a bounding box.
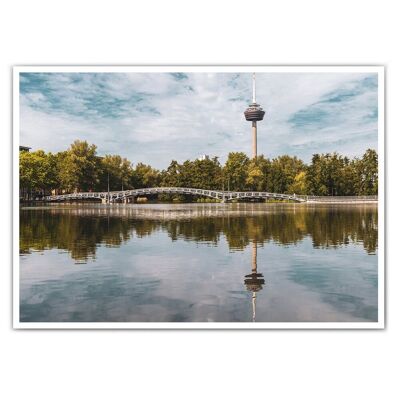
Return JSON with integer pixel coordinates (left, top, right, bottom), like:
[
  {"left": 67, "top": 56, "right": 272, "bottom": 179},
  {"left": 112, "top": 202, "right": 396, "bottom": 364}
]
[{"left": 107, "top": 172, "right": 110, "bottom": 204}]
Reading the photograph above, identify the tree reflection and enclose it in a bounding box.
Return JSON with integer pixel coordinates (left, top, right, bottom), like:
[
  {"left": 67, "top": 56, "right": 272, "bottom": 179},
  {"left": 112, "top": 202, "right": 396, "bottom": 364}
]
[{"left": 20, "top": 205, "right": 378, "bottom": 262}]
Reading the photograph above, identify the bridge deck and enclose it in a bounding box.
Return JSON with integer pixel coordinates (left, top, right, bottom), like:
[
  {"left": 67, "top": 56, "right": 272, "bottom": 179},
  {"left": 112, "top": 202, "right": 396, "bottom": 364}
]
[
  {"left": 45, "top": 187, "right": 305, "bottom": 202},
  {"left": 44, "top": 188, "right": 377, "bottom": 203}
]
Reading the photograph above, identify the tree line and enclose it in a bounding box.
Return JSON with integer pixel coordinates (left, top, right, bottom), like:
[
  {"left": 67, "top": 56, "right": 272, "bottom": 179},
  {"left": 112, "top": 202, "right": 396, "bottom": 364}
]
[{"left": 19, "top": 139, "right": 378, "bottom": 197}]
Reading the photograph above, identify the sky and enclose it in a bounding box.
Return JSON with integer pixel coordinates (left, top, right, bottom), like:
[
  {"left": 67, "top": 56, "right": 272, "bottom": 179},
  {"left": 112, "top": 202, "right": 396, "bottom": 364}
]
[{"left": 19, "top": 71, "right": 378, "bottom": 169}]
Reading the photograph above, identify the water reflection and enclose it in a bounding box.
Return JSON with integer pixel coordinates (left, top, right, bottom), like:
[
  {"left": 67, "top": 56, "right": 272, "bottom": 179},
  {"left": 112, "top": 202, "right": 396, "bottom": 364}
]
[
  {"left": 19, "top": 204, "right": 378, "bottom": 323},
  {"left": 244, "top": 242, "right": 265, "bottom": 322},
  {"left": 20, "top": 203, "right": 378, "bottom": 262}
]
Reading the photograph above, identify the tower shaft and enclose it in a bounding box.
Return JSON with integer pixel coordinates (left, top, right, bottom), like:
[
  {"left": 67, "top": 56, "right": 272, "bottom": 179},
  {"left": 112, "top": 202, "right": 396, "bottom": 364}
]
[
  {"left": 252, "top": 121, "right": 257, "bottom": 159},
  {"left": 252, "top": 241, "right": 257, "bottom": 273},
  {"left": 252, "top": 292, "right": 257, "bottom": 323}
]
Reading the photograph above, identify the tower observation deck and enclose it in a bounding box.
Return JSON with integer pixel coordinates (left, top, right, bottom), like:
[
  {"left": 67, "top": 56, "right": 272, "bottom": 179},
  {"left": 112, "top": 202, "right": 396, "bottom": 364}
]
[{"left": 244, "top": 73, "right": 265, "bottom": 158}]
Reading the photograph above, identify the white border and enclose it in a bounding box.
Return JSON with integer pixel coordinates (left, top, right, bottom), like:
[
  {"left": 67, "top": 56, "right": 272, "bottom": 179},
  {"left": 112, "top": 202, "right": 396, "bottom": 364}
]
[{"left": 12, "top": 66, "right": 385, "bottom": 329}]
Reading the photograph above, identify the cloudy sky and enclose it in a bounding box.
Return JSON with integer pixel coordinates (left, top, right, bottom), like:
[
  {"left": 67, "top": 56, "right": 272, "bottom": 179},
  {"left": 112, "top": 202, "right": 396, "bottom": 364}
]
[{"left": 19, "top": 71, "right": 378, "bottom": 169}]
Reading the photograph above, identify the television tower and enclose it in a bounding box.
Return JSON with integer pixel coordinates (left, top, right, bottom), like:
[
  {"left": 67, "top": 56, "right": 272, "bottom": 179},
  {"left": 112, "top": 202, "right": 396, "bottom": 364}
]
[{"left": 244, "top": 73, "right": 265, "bottom": 158}]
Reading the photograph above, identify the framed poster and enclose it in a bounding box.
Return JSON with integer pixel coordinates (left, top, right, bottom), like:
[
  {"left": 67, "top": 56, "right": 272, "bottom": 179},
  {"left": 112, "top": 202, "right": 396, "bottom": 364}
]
[{"left": 13, "top": 66, "right": 384, "bottom": 329}]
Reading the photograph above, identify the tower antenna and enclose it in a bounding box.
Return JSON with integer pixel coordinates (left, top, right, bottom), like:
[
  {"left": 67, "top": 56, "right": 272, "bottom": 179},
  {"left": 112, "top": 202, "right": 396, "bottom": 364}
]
[{"left": 252, "top": 72, "right": 256, "bottom": 103}]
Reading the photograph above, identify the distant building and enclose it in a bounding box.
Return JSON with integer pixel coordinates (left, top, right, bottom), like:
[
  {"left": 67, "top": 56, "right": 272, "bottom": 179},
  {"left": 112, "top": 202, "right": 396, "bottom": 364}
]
[
  {"left": 198, "top": 154, "right": 219, "bottom": 161},
  {"left": 19, "top": 145, "right": 31, "bottom": 152}
]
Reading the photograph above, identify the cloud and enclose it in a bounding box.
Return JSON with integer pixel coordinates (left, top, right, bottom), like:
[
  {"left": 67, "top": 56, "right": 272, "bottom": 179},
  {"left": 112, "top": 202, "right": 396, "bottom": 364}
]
[{"left": 19, "top": 71, "right": 378, "bottom": 168}]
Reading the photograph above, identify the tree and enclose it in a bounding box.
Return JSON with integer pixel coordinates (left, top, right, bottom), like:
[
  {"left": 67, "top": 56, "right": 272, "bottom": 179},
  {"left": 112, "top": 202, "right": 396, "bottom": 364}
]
[
  {"left": 223, "top": 152, "right": 250, "bottom": 191},
  {"left": 306, "top": 153, "right": 349, "bottom": 196},
  {"left": 189, "top": 157, "right": 222, "bottom": 189},
  {"left": 161, "top": 160, "right": 181, "bottom": 187},
  {"left": 287, "top": 171, "right": 308, "bottom": 195},
  {"left": 132, "top": 163, "right": 160, "bottom": 188},
  {"left": 19, "top": 139, "right": 379, "bottom": 199},
  {"left": 356, "top": 149, "right": 378, "bottom": 195},
  {"left": 20, "top": 150, "right": 59, "bottom": 195},
  {"left": 59, "top": 140, "right": 99, "bottom": 192},
  {"left": 246, "top": 156, "right": 269, "bottom": 191},
  {"left": 97, "top": 155, "right": 133, "bottom": 191},
  {"left": 305, "top": 152, "right": 375, "bottom": 196},
  {"left": 20, "top": 151, "right": 39, "bottom": 191},
  {"left": 267, "top": 155, "right": 306, "bottom": 194}
]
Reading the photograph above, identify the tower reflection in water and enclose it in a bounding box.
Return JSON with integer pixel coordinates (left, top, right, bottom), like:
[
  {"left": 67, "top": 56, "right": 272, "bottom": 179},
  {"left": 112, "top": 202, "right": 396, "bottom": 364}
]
[{"left": 244, "top": 241, "right": 265, "bottom": 322}]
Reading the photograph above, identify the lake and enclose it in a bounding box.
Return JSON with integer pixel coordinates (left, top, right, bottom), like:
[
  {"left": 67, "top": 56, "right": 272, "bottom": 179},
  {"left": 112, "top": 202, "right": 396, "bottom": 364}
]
[{"left": 19, "top": 203, "right": 378, "bottom": 323}]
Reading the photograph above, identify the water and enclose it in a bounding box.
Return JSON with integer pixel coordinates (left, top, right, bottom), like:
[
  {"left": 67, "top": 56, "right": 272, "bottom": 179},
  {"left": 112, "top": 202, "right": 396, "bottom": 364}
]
[{"left": 19, "top": 203, "right": 378, "bottom": 323}]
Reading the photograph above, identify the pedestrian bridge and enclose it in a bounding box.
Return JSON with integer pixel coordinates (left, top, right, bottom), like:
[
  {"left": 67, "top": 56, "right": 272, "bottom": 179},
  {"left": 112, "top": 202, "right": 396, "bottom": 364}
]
[{"left": 44, "top": 187, "right": 307, "bottom": 203}]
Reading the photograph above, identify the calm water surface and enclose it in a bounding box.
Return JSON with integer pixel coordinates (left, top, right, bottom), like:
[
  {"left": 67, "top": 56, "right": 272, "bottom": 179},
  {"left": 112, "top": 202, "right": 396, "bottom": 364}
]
[{"left": 19, "top": 203, "right": 378, "bottom": 323}]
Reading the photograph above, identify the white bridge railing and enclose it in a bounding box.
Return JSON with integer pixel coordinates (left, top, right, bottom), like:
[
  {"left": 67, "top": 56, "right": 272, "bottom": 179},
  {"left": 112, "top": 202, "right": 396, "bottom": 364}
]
[
  {"left": 295, "top": 195, "right": 378, "bottom": 203},
  {"left": 44, "top": 187, "right": 306, "bottom": 202},
  {"left": 44, "top": 188, "right": 378, "bottom": 203}
]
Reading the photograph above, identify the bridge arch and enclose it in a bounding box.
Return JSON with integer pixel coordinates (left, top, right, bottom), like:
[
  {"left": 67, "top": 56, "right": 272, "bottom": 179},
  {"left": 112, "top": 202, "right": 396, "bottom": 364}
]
[{"left": 44, "top": 187, "right": 306, "bottom": 203}]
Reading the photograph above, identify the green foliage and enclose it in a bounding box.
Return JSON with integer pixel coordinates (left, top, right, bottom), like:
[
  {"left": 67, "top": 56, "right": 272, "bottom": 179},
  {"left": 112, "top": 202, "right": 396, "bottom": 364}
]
[
  {"left": 189, "top": 157, "right": 222, "bottom": 189},
  {"left": 20, "top": 150, "right": 59, "bottom": 191},
  {"left": 246, "top": 156, "right": 266, "bottom": 191},
  {"left": 306, "top": 150, "right": 378, "bottom": 196},
  {"left": 132, "top": 163, "right": 160, "bottom": 188},
  {"left": 19, "top": 140, "right": 379, "bottom": 197},
  {"left": 97, "top": 154, "right": 133, "bottom": 191},
  {"left": 287, "top": 171, "right": 308, "bottom": 195},
  {"left": 223, "top": 152, "right": 250, "bottom": 191},
  {"left": 58, "top": 140, "right": 99, "bottom": 192},
  {"left": 160, "top": 157, "right": 222, "bottom": 190},
  {"left": 161, "top": 160, "right": 181, "bottom": 187},
  {"left": 356, "top": 149, "right": 378, "bottom": 195},
  {"left": 267, "top": 155, "right": 306, "bottom": 193}
]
